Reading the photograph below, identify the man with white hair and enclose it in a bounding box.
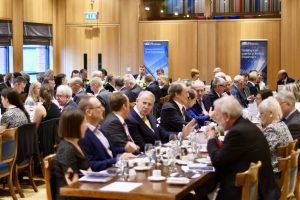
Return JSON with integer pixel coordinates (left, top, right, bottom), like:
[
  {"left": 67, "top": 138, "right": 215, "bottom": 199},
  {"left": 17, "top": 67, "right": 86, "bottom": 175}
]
[
  {"left": 206, "top": 96, "right": 280, "bottom": 200},
  {"left": 123, "top": 74, "right": 142, "bottom": 102},
  {"left": 275, "top": 91, "right": 300, "bottom": 141},
  {"left": 230, "top": 75, "right": 248, "bottom": 108},
  {"left": 246, "top": 71, "right": 259, "bottom": 96},
  {"left": 208, "top": 77, "right": 226, "bottom": 108},
  {"left": 191, "top": 80, "right": 212, "bottom": 115},
  {"left": 85, "top": 70, "right": 103, "bottom": 94},
  {"left": 56, "top": 85, "right": 77, "bottom": 112},
  {"left": 69, "top": 77, "right": 87, "bottom": 104}
]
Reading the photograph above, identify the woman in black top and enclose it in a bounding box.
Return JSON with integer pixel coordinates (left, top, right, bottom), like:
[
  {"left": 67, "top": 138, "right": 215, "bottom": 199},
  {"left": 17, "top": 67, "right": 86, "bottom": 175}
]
[
  {"left": 55, "top": 109, "right": 90, "bottom": 200},
  {"left": 33, "top": 84, "right": 61, "bottom": 127}
]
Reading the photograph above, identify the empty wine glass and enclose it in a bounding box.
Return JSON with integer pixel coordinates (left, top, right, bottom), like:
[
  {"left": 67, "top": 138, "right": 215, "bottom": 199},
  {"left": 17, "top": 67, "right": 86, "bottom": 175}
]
[
  {"left": 144, "top": 143, "right": 154, "bottom": 165},
  {"left": 154, "top": 140, "right": 162, "bottom": 164},
  {"left": 169, "top": 134, "right": 178, "bottom": 147}
]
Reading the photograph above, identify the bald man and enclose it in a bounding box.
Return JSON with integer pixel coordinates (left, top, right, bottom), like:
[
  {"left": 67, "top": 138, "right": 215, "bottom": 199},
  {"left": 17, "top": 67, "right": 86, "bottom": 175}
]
[{"left": 277, "top": 69, "right": 295, "bottom": 90}]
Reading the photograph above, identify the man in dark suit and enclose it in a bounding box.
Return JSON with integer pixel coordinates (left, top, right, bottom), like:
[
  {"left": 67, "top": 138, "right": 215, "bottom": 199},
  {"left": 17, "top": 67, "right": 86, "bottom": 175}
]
[
  {"left": 102, "top": 92, "right": 140, "bottom": 151},
  {"left": 79, "top": 96, "right": 136, "bottom": 171},
  {"left": 104, "top": 74, "right": 116, "bottom": 92},
  {"left": 160, "top": 81, "right": 194, "bottom": 132},
  {"left": 133, "top": 65, "right": 146, "bottom": 82},
  {"left": 90, "top": 77, "right": 112, "bottom": 116},
  {"left": 191, "top": 80, "right": 212, "bottom": 115},
  {"left": 145, "top": 74, "right": 162, "bottom": 118},
  {"left": 206, "top": 96, "right": 280, "bottom": 200},
  {"left": 230, "top": 75, "right": 248, "bottom": 108},
  {"left": 276, "top": 91, "right": 300, "bottom": 141},
  {"left": 69, "top": 77, "right": 87, "bottom": 104},
  {"left": 208, "top": 77, "right": 226, "bottom": 109},
  {"left": 246, "top": 71, "right": 259, "bottom": 96},
  {"left": 124, "top": 74, "right": 142, "bottom": 102},
  {"left": 115, "top": 77, "right": 136, "bottom": 103},
  {"left": 277, "top": 69, "right": 295, "bottom": 90},
  {"left": 56, "top": 85, "right": 78, "bottom": 112},
  {"left": 126, "top": 91, "right": 196, "bottom": 150}
]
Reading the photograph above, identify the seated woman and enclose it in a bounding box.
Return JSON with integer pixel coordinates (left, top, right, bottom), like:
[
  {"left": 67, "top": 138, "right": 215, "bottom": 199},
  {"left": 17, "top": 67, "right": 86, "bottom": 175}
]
[
  {"left": 24, "top": 81, "right": 41, "bottom": 106},
  {"left": 258, "top": 97, "right": 293, "bottom": 173},
  {"left": 33, "top": 84, "right": 61, "bottom": 128},
  {"left": 0, "top": 88, "right": 30, "bottom": 131},
  {"left": 186, "top": 88, "right": 211, "bottom": 126},
  {"left": 55, "top": 109, "right": 90, "bottom": 200},
  {"left": 255, "top": 89, "right": 273, "bottom": 106}
]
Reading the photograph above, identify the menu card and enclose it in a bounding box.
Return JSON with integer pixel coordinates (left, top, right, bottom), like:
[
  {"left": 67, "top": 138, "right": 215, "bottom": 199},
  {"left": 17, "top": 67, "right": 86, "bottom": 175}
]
[{"left": 100, "top": 182, "right": 142, "bottom": 192}]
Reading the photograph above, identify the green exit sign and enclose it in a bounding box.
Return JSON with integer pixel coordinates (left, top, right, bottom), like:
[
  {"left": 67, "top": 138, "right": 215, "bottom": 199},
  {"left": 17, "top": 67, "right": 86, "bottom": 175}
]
[{"left": 84, "top": 12, "right": 99, "bottom": 20}]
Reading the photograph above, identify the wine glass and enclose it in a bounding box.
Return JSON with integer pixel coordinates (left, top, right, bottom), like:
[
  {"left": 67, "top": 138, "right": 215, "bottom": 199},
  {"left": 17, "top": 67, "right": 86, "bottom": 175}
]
[
  {"left": 154, "top": 140, "right": 162, "bottom": 164},
  {"left": 144, "top": 143, "right": 154, "bottom": 165},
  {"left": 169, "top": 134, "right": 178, "bottom": 147}
]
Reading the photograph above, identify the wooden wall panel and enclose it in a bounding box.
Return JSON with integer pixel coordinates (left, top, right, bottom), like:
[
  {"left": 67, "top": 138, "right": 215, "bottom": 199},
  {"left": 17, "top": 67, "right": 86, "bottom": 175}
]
[
  {"left": 24, "top": 0, "right": 53, "bottom": 23},
  {"left": 120, "top": 0, "right": 139, "bottom": 74},
  {"left": 0, "top": 0, "right": 12, "bottom": 19},
  {"left": 281, "top": 0, "right": 300, "bottom": 80},
  {"left": 198, "top": 21, "right": 217, "bottom": 84},
  {"left": 138, "top": 21, "right": 198, "bottom": 80},
  {"left": 12, "top": 0, "right": 23, "bottom": 72},
  {"left": 66, "top": 0, "right": 119, "bottom": 24}
]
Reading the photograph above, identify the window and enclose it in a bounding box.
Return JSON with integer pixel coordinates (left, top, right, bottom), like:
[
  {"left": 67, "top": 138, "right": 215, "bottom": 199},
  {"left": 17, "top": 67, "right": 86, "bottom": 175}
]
[
  {"left": 23, "top": 45, "right": 52, "bottom": 73},
  {"left": 0, "top": 46, "right": 11, "bottom": 74}
]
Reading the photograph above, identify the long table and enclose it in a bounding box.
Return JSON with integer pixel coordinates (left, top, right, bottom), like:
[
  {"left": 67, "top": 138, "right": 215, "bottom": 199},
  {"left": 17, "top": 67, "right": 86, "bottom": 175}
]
[{"left": 60, "top": 166, "right": 216, "bottom": 200}]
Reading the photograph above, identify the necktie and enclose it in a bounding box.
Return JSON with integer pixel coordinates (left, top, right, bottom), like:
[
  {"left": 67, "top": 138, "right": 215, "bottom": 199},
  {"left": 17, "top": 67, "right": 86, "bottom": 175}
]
[
  {"left": 123, "top": 122, "right": 134, "bottom": 143},
  {"left": 182, "top": 107, "right": 186, "bottom": 120},
  {"left": 143, "top": 116, "right": 152, "bottom": 129}
]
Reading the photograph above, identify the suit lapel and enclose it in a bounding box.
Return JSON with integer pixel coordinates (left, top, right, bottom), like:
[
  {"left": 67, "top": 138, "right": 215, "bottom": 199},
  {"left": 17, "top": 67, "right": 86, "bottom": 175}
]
[{"left": 86, "top": 128, "right": 112, "bottom": 159}]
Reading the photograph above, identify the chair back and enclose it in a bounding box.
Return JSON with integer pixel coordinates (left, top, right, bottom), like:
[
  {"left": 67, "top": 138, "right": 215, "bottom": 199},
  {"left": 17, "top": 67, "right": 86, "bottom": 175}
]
[
  {"left": 38, "top": 118, "right": 60, "bottom": 157},
  {"left": 0, "top": 128, "right": 18, "bottom": 164},
  {"left": 287, "top": 139, "right": 298, "bottom": 155},
  {"left": 235, "top": 161, "right": 262, "bottom": 200},
  {"left": 278, "top": 156, "right": 291, "bottom": 200},
  {"left": 43, "top": 154, "right": 56, "bottom": 200},
  {"left": 276, "top": 139, "right": 298, "bottom": 158},
  {"left": 16, "top": 123, "right": 40, "bottom": 165},
  {"left": 287, "top": 149, "right": 300, "bottom": 199}
]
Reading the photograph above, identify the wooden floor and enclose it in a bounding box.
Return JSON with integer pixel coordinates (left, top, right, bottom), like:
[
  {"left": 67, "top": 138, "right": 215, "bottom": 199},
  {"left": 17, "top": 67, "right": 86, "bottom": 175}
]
[{"left": 0, "top": 178, "right": 46, "bottom": 200}]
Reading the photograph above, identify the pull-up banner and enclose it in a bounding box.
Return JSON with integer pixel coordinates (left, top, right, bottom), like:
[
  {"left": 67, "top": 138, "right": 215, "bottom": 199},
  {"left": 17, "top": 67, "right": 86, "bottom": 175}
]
[
  {"left": 144, "top": 41, "right": 169, "bottom": 78},
  {"left": 240, "top": 40, "right": 268, "bottom": 83}
]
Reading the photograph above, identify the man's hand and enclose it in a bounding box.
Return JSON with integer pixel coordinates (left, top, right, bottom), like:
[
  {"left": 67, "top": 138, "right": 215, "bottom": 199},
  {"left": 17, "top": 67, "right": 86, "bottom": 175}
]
[
  {"left": 182, "top": 118, "right": 197, "bottom": 139},
  {"left": 125, "top": 142, "right": 140, "bottom": 153},
  {"left": 204, "top": 125, "right": 218, "bottom": 140},
  {"left": 119, "top": 153, "right": 136, "bottom": 160}
]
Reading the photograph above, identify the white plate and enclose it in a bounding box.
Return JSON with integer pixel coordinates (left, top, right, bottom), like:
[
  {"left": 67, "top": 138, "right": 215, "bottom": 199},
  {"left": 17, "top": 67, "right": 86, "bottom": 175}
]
[
  {"left": 148, "top": 176, "right": 166, "bottom": 181},
  {"left": 134, "top": 166, "right": 151, "bottom": 171},
  {"left": 195, "top": 157, "right": 211, "bottom": 164},
  {"left": 176, "top": 159, "right": 189, "bottom": 165},
  {"left": 166, "top": 177, "right": 190, "bottom": 185}
]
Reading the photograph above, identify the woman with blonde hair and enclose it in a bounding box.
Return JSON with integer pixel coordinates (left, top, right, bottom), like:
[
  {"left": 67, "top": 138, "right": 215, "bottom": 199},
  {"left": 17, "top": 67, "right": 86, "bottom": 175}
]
[
  {"left": 283, "top": 83, "right": 300, "bottom": 111},
  {"left": 259, "top": 97, "right": 293, "bottom": 173},
  {"left": 24, "top": 81, "right": 41, "bottom": 106}
]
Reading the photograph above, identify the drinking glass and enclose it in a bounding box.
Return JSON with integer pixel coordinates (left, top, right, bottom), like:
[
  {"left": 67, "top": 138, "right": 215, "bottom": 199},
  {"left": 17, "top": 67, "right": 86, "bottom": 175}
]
[
  {"left": 169, "top": 134, "right": 178, "bottom": 147},
  {"left": 144, "top": 143, "right": 154, "bottom": 165}
]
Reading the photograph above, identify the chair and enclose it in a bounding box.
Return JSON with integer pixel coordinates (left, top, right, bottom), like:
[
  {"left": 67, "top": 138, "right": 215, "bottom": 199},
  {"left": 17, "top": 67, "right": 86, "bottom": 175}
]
[
  {"left": 295, "top": 168, "right": 300, "bottom": 199},
  {"left": 0, "top": 128, "right": 18, "bottom": 200},
  {"left": 287, "top": 149, "right": 300, "bottom": 199},
  {"left": 14, "top": 123, "right": 40, "bottom": 197},
  {"left": 278, "top": 156, "right": 291, "bottom": 200},
  {"left": 43, "top": 154, "right": 56, "bottom": 200},
  {"left": 38, "top": 118, "right": 60, "bottom": 158},
  {"left": 276, "top": 139, "right": 298, "bottom": 158},
  {"left": 235, "top": 161, "right": 262, "bottom": 200}
]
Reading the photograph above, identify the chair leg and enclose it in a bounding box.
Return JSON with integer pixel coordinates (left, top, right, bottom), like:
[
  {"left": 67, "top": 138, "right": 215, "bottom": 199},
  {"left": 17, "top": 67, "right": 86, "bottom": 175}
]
[
  {"left": 8, "top": 173, "right": 18, "bottom": 200},
  {"left": 14, "top": 167, "right": 24, "bottom": 198},
  {"left": 28, "top": 160, "right": 38, "bottom": 192}
]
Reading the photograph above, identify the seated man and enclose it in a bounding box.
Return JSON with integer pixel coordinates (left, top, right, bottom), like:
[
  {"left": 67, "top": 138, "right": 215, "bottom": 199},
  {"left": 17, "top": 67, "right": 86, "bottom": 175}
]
[
  {"left": 56, "top": 85, "right": 77, "bottom": 112},
  {"left": 276, "top": 91, "right": 300, "bottom": 141},
  {"left": 102, "top": 92, "right": 140, "bottom": 151},
  {"left": 160, "top": 81, "right": 193, "bottom": 132},
  {"left": 69, "top": 77, "right": 87, "bottom": 104},
  {"left": 190, "top": 80, "right": 212, "bottom": 117},
  {"left": 246, "top": 71, "right": 259, "bottom": 97},
  {"left": 206, "top": 96, "right": 280, "bottom": 199},
  {"left": 277, "top": 69, "right": 295, "bottom": 89},
  {"left": 230, "top": 75, "right": 248, "bottom": 108},
  {"left": 79, "top": 96, "right": 136, "bottom": 171},
  {"left": 208, "top": 77, "right": 226, "bottom": 109},
  {"left": 126, "top": 91, "right": 196, "bottom": 150},
  {"left": 123, "top": 74, "right": 142, "bottom": 102}
]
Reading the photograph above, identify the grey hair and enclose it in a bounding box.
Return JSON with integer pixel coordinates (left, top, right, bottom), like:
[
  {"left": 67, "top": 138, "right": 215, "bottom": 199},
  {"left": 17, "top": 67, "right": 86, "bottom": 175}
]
[
  {"left": 259, "top": 97, "right": 283, "bottom": 121},
  {"left": 233, "top": 75, "right": 244, "bottom": 85},
  {"left": 91, "top": 70, "right": 103, "bottom": 78},
  {"left": 90, "top": 77, "right": 103, "bottom": 87},
  {"left": 275, "top": 91, "right": 296, "bottom": 107},
  {"left": 123, "top": 74, "right": 136, "bottom": 85},
  {"left": 283, "top": 83, "right": 300, "bottom": 102},
  {"left": 191, "top": 80, "right": 205, "bottom": 89},
  {"left": 214, "top": 72, "right": 226, "bottom": 79},
  {"left": 57, "top": 85, "right": 73, "bottom": 98},
  {"left": 214, "top": 96, "right": 242, "bottom": 119},
  {"left": 212, "top": 77, "right": 226, "bottom": 89},
  {"left": 249, "top": 71, "right": 258, "bottom": 82},
  {"left": 137, "top": 90, "right": 155, "bottom": 101},
  {"left": 70, "top": 77, "right": 83, "bottom": 85}
]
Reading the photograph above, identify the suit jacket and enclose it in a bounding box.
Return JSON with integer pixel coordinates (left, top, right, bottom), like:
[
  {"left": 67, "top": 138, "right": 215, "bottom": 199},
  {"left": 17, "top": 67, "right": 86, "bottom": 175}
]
[
  {"left": 73, "top": 90, "right": 87, "bottom": 104},
  {"left": 104, "top": 83, "right": 115, "bottom": 92},
  {"left": 208, "top": 90, "right": 221, "bottom": 109},
  {"left": 121, "top": 87, "right": 136, "bottom": 103},
  {"left": 207, "top": 117, "right": 280, "bottom": 200},
  {"left": 130, "top": 84, "right": 142, "bottom": 102},
  {"left": 96, "top": 89, "right": 112, "bottom": 116},
  {"left": 102, "top": 113, "right": 131, "bottom": 148},
  {"left": 186, "top": 108, "right": 210, "bottom": 127},
  {"left": 190, "top": 95, "right": 212, "bottom": 115},
  {"left": 160, "top": 85, "right": 169, "bottom": 97},
  {"left": 146, "top": 82, "right": 162, "bottom": 118},
  {"left": 230, "top": 85, "right": 248, "bottom": 108},
  {"left": 126, "top": 109, "right": 161, "bottom": 151},
  {"left": 160, "top": 99, "right": 192, "bottom": 132},
  {"left": 62, "top": 100, "right": 77, "bottom": 112},
  {"left": 246, "top": 81, "right": 259, "bottom": 96},
  {"left": 277, "top": 76, "right": 295, "bottom": 86},
  {"left": 285, "top": 110, "right": 300, "bottom": 140},
  {"left": 79, "top": 128, "right": 124, "bottom": 171}
]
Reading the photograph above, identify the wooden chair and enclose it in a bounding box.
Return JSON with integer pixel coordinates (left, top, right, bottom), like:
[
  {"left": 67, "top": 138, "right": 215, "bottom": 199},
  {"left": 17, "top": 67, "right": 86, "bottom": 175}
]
[
  {"left": 14, "top": 123, "right": 39, "bottom": 197},
  {"left": 295, "top": 167, "right": 300, "bottom": 200},
  {"left": 287, "top": 149, "right": 300, "bottom": 199},
  {"left": 0, "top": 128, "right": 18, "bottom": 200},
  {"left": 278, "top": 156, "right": 291, "bottom": 200},
  {"left": 43, "top": 154, "right": 56, "bottom": 200},
  {"left": 160, "top": 95, "right": 170, "bottom": 105},
  {"left": 276, "top": 139, "right": 298, "bottom": 158},
  {"left": 235, "top": 161, "right": 262, "bottom": 200}
]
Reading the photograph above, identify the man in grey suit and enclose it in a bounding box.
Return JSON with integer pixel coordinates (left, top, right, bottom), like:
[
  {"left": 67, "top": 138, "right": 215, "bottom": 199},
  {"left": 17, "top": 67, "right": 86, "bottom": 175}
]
[
  {"left": 102, "top": 92, "right": 140, "bottom": 151},
  {"left": 123, "top": 74, "right": 142, "bottom": 102},
  {"left": 56, "top": 85, "right": 77, "bottom": 112},
  {"left": 276, "top": 91, "right": 300, "bottom": 141}
]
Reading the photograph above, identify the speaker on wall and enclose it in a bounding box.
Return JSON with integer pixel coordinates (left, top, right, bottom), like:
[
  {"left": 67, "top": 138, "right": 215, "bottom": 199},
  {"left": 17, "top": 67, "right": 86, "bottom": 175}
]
[
  {"left": 83, "top": 53, "right": 87, "bottom": 70},
  {"left": 98, "top": 53, "right": 102, "bottom": 70}
]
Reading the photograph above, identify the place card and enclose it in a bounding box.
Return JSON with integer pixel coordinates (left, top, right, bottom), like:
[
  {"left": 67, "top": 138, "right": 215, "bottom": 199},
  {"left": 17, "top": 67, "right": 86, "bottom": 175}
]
[{"left": 100, "top": 182, "right": 142, "bottom": 192}]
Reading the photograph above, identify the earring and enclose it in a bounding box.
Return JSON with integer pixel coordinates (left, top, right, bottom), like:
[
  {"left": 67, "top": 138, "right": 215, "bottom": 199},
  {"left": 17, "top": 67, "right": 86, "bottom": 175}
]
[{"left": 269, "top": 114, "right": 273, "bottom": 118}]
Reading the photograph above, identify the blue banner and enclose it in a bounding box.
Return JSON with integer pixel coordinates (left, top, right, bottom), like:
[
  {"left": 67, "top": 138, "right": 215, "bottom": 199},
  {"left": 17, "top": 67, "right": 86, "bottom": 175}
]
[
  {"left": 144, "top": 41, "right": 169, "bottom": 78},
  {"left": 240, "top": 40, "right": 268, "bottom": 83}
]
